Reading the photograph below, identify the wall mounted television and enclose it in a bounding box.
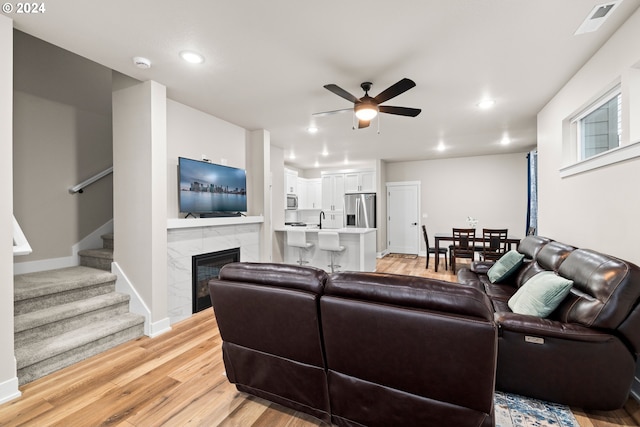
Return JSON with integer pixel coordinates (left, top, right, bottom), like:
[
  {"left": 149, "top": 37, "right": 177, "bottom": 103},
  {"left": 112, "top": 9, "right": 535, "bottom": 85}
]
[{"left": 178, "top": 157, "right": 247, "bottom": 217}]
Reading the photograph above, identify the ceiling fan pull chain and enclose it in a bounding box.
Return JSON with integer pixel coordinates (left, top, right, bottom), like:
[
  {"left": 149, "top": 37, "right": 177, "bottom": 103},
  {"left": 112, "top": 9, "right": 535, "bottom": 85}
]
[{"left": 377, "top": 114, "right": 381, "bottom": 134}]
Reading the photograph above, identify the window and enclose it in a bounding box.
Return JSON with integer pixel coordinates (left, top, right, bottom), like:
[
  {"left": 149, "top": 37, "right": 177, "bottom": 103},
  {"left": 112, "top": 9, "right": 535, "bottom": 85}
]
[{"left": 575, "top": 88, "right": 621, "bottom": 161}]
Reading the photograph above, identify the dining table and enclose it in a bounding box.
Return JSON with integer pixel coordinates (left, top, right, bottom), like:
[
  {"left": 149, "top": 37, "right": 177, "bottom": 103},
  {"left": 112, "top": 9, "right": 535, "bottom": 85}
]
[{"left": 433, "top": 232, "right": 521, "bottom": 272}]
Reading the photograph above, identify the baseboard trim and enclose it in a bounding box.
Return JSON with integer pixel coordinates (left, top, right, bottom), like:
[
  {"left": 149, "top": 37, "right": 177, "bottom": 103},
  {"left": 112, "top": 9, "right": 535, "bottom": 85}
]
[
  {"left": 111, "top": 262, "right": 171, "bottom": 338},
  {"left": 148, "top": 318, "right": 172, "bottom": 338},
  {"left": 0, "top": 375, "right": 21, "bottom": 405},
  {"left": 377, "top": 249, "right": 390, "bottom": 258}
]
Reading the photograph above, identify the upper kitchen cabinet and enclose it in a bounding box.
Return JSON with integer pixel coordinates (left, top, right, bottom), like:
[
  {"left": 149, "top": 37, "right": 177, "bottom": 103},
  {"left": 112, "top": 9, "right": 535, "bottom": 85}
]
[
  {"left": 297, "top": 177, "right": 322, "bottom": 210},
  {"left": 285, "top": 168, "right": 298, "bottom": 194},
  {"left": 344, "top": 171, "right": 376, "bottom": 193},
  {"left": 321, "top": 173, "right": 345, "bottom": 211}
]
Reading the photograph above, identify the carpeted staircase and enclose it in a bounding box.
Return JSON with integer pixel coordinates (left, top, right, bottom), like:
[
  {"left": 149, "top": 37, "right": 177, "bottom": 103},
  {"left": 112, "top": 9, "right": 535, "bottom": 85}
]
[{"left": 14, "top": 233, "right": 145, "bottom": 385}]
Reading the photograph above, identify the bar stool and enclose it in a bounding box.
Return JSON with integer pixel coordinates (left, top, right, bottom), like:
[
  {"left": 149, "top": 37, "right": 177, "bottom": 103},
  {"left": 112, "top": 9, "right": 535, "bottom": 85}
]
[
  {"left": 318, "top": 231, "right": 345, "bottom": 273},
  {"left": 287, "top": 229, "right": 313, "bottom": 266}
]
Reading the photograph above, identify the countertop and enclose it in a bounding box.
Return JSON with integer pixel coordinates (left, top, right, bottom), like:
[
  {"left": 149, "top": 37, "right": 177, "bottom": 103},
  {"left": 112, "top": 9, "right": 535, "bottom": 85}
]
[{"left": 275, "top": 225, "right": 376, "bottom": 234}]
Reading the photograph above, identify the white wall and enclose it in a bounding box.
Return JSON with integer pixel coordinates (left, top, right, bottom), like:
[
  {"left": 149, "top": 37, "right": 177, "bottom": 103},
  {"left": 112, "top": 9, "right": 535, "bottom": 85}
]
[
  {"left": 166, "top": 100, "right": 246, "bottom": 219},
  {"left": 247, "top": 129, "right": 271, "bottom": 262},
  {"left": 0, "top": 14, "right": 20, "bottom": 404},
  {"left": 271, "top": 146, "right": 285, "bottom": 263},
  {"left": 537, "top": 8, "right": 640, "bottom": 266},
  {"left": 386, "top": 152, "right": 529, "bottom": 253},
  {"left": 112, "top": 81, "right": 168, "bottom": 328}
]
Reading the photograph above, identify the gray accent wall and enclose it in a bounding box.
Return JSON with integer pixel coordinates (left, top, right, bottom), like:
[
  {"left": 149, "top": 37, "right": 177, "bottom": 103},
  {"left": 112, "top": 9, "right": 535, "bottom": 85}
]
[{"left": 13, "top": 31, "right": 113, "bottom": 263}]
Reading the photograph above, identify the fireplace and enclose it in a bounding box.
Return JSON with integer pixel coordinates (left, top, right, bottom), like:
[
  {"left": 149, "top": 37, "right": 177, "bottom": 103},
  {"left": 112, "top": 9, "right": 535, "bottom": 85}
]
[{"left": 192, "top": 248, "right": 240, "bottom": 313}]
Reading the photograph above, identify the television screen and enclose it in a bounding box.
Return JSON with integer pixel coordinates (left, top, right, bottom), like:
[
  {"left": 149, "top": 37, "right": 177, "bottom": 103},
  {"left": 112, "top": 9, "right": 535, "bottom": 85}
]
[{"left": 178, "top": 157, "right": 247, "bottom": 215}]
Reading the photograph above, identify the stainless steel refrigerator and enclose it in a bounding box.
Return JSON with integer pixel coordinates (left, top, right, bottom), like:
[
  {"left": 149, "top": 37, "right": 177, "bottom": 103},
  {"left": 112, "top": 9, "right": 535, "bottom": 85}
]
[{"left": 344, "top": 193, "right": 376, "bottom": 228}]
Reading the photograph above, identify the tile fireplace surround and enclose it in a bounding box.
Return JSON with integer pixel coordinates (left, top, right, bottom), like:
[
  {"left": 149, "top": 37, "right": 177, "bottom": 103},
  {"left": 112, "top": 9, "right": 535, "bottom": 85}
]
[{"left": 167, "top": 216, "right": 263, "bottom": 324}]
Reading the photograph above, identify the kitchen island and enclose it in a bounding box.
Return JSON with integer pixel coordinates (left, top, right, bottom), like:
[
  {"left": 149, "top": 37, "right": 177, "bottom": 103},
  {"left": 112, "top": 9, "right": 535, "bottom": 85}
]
[{"left": 275, "top": 226, "right": 376, "bottom": 273}]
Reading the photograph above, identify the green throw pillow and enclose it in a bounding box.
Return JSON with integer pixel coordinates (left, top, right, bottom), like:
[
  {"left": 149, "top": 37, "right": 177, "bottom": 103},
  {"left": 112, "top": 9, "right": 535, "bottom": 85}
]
[
  {"left": 508, "top": 271, "right": 573, "bottom": 318},
  {"left": 487, "top": 250, "right": 525, "bottom": 283}
]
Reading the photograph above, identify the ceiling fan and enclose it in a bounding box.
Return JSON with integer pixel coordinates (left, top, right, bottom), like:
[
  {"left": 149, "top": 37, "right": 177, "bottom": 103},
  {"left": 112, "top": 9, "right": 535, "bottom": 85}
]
[{"left": 314, "top": 78, "right": 421, "bottom": 129}]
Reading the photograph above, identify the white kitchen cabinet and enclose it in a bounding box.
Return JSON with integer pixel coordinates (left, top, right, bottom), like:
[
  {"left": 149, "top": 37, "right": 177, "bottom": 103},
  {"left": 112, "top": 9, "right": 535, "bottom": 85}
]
[
  {"left": 321, "top": 173, "right": 345, "bottom": 211},
  {"left": 297, "top": 178, "right": 308, "bottom": 209},
  {"left": 285, "top": 168, "right": 298, "bottom": 195},
  {"left": 321, "top": 211, "right": 344, "bottom": 229},
  {"left": 306, "top": 178, "right": 322, "bottom": 209},
  {"left": 344, "top": 171, "right": 376, "bottom": 193},
  {"left": 296, "top": 178, "right": 322, "bottom": 209}
]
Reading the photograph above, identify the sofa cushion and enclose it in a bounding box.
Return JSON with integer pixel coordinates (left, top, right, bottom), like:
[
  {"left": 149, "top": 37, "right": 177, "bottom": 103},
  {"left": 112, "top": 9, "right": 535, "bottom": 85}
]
[
  {"left": 535, "top": 241, "right": 574, "bottom": 272},
  {"left": 487, "top": 250, "right": 525, "bottom": 283},
  {"left": 508, "top": 271, "right": 573, "bottom": 317},
  {"left": 517, "top": 235, "right": 552, "bottom": 259},
  {"left": 554, "top": 249, "right": 640, "bottom": 331}
]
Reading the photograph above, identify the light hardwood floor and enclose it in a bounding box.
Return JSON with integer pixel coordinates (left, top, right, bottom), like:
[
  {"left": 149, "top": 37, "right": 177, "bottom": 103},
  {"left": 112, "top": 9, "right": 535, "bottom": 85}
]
[{"left": 0, "top": 255, "right": 638, "bottom": 426}]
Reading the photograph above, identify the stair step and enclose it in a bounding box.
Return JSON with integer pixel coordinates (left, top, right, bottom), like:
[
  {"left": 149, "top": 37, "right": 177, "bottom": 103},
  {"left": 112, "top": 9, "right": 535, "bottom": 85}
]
[
  {"left": 79, "top": 248, "right": 114, "bottom": 271},
  {"left": 14, "top": 266, "right": 117, "bottom": 315},
  {"left": 101, "top": 232, "right": 114, "bottom": 249},
  {"left": 14, "top": 292, "right": 131, "bottom": 347},
  {"left": 16, "top": 313, "right": 144, "bottom": 385}
]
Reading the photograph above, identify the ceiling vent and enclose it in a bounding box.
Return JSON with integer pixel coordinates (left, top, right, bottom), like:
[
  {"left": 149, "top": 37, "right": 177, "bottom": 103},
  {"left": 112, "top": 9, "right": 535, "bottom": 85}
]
[{"left": 574, "top": 1, "right": 622, "bottom": 35}]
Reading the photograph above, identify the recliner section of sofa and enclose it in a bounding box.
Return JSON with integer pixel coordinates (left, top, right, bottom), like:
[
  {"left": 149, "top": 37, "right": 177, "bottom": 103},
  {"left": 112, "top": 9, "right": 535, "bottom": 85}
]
[
  {"left": 322, "top": 272, "right": 497, "bottom": 427},
  {"left": 458, "top": 236, "right": 640, "bottom": 410},
  {"left": 209, "top": 263, "right": 498, "bottom": 427},
  {"left": 209, "top": 262, "right": 332, "bottom": 423}
]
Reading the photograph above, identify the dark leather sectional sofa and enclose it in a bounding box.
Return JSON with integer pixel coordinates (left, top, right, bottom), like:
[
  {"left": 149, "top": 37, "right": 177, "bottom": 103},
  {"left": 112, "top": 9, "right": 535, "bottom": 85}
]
[
  {"left": 458, "top": 235, "right": 640, "bottom": 410},
  {"left": 209, "top": 262, "right": 498, "bottom": 427},
  {"left": 208, "top": 236, "right": 640, "bottom": 425}
]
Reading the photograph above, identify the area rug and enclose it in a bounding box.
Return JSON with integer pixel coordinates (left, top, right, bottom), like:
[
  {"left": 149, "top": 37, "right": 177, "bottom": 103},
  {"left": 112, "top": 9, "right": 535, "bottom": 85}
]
[
  {"left": 495, "top": 391, "right": 580, "bottom": 427},
  {"left": 387, "top": 253, "right": 418, "bottom": 259}
]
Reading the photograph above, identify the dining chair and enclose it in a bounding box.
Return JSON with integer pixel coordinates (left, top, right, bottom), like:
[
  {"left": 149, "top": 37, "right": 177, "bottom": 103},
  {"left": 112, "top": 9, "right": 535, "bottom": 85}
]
[
  {"left": 450, "top": 228, "right": 476, "bottom": 273},
  {"left": 481, "top": 228, "right": 508, "bottom": 262},
  {"left": 422, "top": 225, "right": 448, "bottom": 270}
]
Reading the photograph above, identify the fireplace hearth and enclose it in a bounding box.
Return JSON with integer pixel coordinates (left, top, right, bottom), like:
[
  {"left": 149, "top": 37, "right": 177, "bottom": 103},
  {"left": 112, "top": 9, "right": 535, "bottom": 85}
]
[{"left": 192, "top": 248, "right": 240, "bottom": 313}]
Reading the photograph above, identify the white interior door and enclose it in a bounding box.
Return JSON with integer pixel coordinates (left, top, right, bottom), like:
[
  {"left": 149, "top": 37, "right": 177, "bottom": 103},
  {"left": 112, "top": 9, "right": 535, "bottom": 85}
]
[{"left": 386, "top": 182, "right": 420, "bottom": 254}]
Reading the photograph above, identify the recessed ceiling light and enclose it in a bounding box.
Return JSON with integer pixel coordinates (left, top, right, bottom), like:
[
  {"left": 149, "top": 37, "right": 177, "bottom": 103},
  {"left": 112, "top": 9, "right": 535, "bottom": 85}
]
[
  {"left": 501, "top": 136, "right": 511, "bottom": 145},
  {"left": 477, "top": 99, "right": 496, "bottom": 109},
  {"left": 321, "top": 149, "right": 329, "bottom": 157},
  {"left": 180, "top": 51, "right": 205, "bottom": 64},
  {"left": 307, "top": 126, "right": 318, "bottom": 134},
  {"left": 289, "top": 152, "right": 295, "bottom": 160},
  {"left": 437, "top": 142, "right": 446, "bottom": 152},
  {"left": 314, "top": 161, "right": 319, "bottom": 168}
]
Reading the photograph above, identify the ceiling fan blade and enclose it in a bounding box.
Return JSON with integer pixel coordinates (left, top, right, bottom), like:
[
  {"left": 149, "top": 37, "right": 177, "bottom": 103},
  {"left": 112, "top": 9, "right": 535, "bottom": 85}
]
[
  {"left": 358, "top": 119, "right": 370, "bottom": 129},
  {"left": 312, "top": 108, "right": 353, "bottom": 117},
  {"left": 324, "top": 84, "right": 360, "bottom": 104},
  {"left": 379, "top": 105, "right": 422, "bottom": 117},
  {"left": 373, "top": 78, "right": 416, "bottom": 104}
]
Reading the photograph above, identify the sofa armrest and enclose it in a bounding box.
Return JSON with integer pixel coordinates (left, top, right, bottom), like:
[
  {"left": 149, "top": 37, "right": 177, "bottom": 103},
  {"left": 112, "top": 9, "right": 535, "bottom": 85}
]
[
  {"left": 495, "top": 312, "right": 613, "bottom": 343},
  {"left": 471, "top": 261, "right": 494, "bottom": 275}
]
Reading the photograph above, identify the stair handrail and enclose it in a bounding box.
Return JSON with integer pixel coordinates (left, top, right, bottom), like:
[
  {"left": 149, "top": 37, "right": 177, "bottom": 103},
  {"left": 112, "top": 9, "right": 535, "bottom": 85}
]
[
  {"left": 69, "top": 166, "right": 113, "bottom": 194},
  {"left": 13, "top": 215, "right": 32, "bottom": 256}
]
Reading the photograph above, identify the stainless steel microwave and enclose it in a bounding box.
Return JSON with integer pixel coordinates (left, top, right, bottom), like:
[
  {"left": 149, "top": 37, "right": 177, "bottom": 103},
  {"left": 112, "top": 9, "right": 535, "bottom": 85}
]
[{"left": 286, "top": 194, "right": 298, "bottom": 210}]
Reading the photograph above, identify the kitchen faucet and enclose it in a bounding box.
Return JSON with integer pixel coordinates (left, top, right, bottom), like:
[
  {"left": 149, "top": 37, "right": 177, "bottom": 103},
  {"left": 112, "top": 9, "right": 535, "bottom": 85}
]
[{"left": 319, "top": 211, "right": 325, "bottom": 229}]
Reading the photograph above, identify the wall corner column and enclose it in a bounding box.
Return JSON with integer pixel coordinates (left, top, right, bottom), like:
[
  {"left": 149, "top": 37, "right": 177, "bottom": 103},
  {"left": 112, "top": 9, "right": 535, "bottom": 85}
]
[
  {"left": 247, "top": 129, "right": 271, "bottom": 262},
  {"left": 112, "top": 80, "right": 169, "bottom": 336}
]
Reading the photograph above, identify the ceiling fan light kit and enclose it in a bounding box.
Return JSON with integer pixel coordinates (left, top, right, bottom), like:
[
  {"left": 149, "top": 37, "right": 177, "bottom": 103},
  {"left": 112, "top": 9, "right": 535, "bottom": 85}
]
[
  {"left": 354, "top": 101, "right": 378, "bottom": 121},
  {"left": 317, "top": 78, "right": 421, "bottom": 130}
]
